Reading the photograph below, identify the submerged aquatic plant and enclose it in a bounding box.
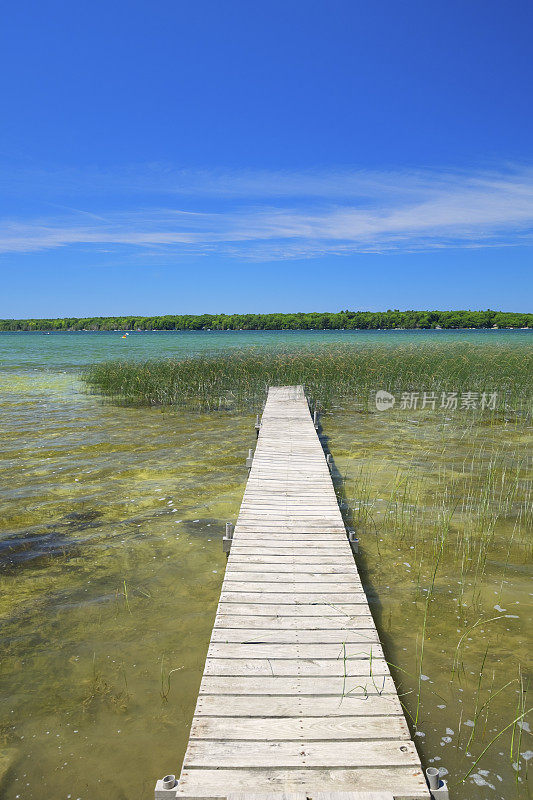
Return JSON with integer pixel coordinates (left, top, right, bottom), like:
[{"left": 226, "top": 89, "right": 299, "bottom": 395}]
[
  {"left": 326, "top": 383, "right": 532, "bottom": 794},
  {"left": 82, "top": 654, "right": 130, "bottom": 713},
  {"left": 159, "top": 655, "right": 183, "bottom": 702},
  {"left": 83, "top": 341, "right": 533, "bottom": 418}
]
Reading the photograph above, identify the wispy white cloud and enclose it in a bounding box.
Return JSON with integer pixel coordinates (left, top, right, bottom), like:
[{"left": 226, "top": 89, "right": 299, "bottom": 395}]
[{"left": 0, "top": 164, "right": 532, "bottom": 259}]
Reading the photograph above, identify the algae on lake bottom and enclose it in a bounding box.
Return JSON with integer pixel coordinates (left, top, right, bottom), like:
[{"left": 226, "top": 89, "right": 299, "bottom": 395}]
[{"left": 0, "top": 335, "right": 531, "bottom": 800}]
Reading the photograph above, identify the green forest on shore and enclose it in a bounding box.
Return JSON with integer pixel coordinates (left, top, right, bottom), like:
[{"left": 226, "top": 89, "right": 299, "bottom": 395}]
[{"left": 1, "top": 309, "right": 531, "bottom": 331}]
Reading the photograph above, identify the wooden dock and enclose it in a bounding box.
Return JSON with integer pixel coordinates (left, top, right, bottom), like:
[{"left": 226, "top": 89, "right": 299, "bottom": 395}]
[{"left": 157, "top": 386, "right": 433, "bottom": 800}]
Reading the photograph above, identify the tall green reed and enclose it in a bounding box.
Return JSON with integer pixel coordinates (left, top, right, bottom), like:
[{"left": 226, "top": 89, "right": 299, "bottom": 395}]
[{"left": 83, "top": 342, "right": 532, "bottom": 419}]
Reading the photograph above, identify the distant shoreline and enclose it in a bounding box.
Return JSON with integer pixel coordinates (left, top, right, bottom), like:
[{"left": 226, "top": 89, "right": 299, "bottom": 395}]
[
  {"left": 2, "top": 327, "right": 532, "bottom": 334},
  {"left": 1, "top": 309, "right": 531, "bottom": 332}
]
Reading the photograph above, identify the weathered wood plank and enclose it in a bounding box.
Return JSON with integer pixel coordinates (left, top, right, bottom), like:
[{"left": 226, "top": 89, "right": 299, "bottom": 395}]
[
  {"left": 184, "top": 739, "right": 420, "bottom": 768},
  {"left": 311, "top": 794, "right": 395, "bottom": 800},
  {"left": 216, "top": 603, "right": 372, "bottom": 616},
  {"left": 175, "top": 768, "right": 429, "bottom": 799},
  {"left": 199, "top": 675, "right": 397, "bottom": 695},
  {"left": 203, "top": 657, "right": 390, "bottom": 677},
  {"left": 230, "top": 543, "right": 349, "bottom": 551},
  {"left": 234, "top": 528, "right": 348, "bottom": 534},
  {"left": 228, "top": 556, "right": 354, "bottom": 565},
  {"left": 194, "top": 694, "right": 404, "bottom": 717},
  {"left": 219, "top": 592, "right": 366, "bottom": 604},
  {"left": 210, "top": 628, "right": 380, "bottom": 644},
  {"left": 231, "top": 553, "right": 353, "bottom": 572},
  {"left": 207, "top": 642, "right": 385, "bottom": 660},
  {"left": 221, "top": 574, "right": 362, "bottom": 585},
  {"left": 235, "top": 529, "right": 346, "bottom": 550},
  {"left": 214, "top": 616, "right": 373, "bottom": 630},
  {"left": 312, "top": 793, "right": 395, "bottom": 800},
  {"left": 226, "top": 794, "right": 307, "bottom": 800},
  {"left": 227, "top": 564, "right": 356, "bottom": 574},
  {"left": 190, "top": 715, "right": 409, "bottom": 741},
  {"left": 222, "top": 582, "right": 364, "bottom": 593}
]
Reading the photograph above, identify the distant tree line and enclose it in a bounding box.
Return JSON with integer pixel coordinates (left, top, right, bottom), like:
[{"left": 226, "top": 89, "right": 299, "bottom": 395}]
[{"left": 0, "top": 310, "right": 531, "bottom": 332}]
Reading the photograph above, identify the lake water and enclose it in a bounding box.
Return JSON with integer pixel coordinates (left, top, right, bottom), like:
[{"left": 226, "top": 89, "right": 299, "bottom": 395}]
[
  {"left": 1, "top": 328, "right": 531, "bottom": 370},
  {"left": 0, "top": 330, "right": 531, "bottom": 800}
]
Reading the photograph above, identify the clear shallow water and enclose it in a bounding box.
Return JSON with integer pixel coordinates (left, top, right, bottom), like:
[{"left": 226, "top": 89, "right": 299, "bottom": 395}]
[
  {"left": 0, "top": 331, "right": 531, "bottom": 799},
  {"left": 326, "top": 408, "right": 531, "bottom": 799},
  {"left": 0, "top": 369, "right": 252, "bottom": 798}
]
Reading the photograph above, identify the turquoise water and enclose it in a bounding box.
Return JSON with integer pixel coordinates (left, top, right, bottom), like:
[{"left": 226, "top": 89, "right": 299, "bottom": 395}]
[{"left": 1, "top": 328, "right": 530, "bottom": 370}]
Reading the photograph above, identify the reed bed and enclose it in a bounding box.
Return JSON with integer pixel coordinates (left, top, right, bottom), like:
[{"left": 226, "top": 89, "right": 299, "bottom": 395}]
[
  {"left": 344, "top": 445, "right": 532, "bottom": 605},
  {"left": 336, "top": 419, "right": 532, "bottom": 790},
  {"left": 83, "top": 342, "right": 532, "bottom": 418}
]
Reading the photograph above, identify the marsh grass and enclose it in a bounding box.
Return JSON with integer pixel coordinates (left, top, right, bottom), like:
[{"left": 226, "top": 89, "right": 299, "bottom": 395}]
[
  {"left": 83, "top": 342, "right": 532, "bottom": 418},
  {"left": 346, "top": 441, "right": 532, "bottom": 615},
  {"left": 334, "top": 407, "right": 532, "bottom": 792}
]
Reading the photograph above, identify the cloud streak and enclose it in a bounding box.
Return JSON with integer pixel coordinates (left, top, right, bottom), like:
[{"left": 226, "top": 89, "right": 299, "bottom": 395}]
[{"left": 0, "top": 164, "right": 532, "bottom": 259}]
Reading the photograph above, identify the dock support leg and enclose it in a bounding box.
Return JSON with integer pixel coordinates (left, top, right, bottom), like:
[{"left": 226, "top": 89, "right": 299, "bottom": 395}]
[
  {"left": 426, "top": 767, "right": 450, "bottom": 798},
  {"left": 154, "top": 775, "right": 178, "bottom": 799},
  {"left": 222, "top": 521, "right": 234, "bottom": 553},
  {"left": 246, "top": 448, "right": 254, "bottom": 469},
  {"left": 347, "top": 529, "right": 359, "bottom": 552}
]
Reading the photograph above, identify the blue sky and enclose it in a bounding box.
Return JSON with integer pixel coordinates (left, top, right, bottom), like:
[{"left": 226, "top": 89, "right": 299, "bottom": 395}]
[{"left": 1, "top": 0, "right": 532, "bottom": 317}]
